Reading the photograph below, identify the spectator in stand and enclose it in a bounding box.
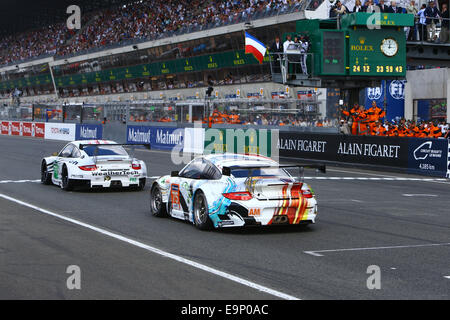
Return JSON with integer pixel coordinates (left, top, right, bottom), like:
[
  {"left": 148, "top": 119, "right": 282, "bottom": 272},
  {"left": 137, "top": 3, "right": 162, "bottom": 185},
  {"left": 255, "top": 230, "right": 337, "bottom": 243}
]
[
  {"left": 353, "top": 0, "right": 365, "bottom": 13},
  {"left": 364, "top": 0, "right": 377, "bottom": 13},
  {"left": 388, "top": 1, "right": 403, "bottom": 14},
  {"left": 0, "top": 0, "right": 306, "bottom": 66},
  {"left": 270, "top": 36, "right": 282, "bottom": 53},
  {"left": 439, "top": 3, "right": 449, "bottom": 43},
  {"left": 283, "top": 34, "right": 294, "bottom": 53},
  {"left": 378, "top": 0, "right": 389, "bottom": 13},
  {"left": 418, "top": 4, "right": 427, "bottom": 41},
  {"left": 424, "top": 1, "right": 441, "bottom": 42},
  {"left": 329, "top": 0, "right": 349, "bottom": 18},
  {"left": 406, "top": 1, "right": 419, "bottom": 41}
]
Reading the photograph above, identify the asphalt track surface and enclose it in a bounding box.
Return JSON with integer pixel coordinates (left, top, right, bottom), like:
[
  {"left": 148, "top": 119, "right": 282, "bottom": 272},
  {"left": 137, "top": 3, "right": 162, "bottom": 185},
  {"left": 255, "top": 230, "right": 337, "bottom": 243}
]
[{"left": 0, "top": 135, "right": 449, "bottom": 300}]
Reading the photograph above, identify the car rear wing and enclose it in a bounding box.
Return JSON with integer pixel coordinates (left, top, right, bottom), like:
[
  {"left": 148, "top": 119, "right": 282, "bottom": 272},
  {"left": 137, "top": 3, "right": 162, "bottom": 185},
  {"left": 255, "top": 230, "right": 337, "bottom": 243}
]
[
  {"left": 221, "top": 164, "right": 326, "bottom": 177},
  {"left": 222, "top": 164, "right": 325, "bottom": 194},
  {"left": 78, "top": 143, "right": 150, "bottom": 150},
  {"left": 79, "top": 143, "right": 150, "bottom": 163}
]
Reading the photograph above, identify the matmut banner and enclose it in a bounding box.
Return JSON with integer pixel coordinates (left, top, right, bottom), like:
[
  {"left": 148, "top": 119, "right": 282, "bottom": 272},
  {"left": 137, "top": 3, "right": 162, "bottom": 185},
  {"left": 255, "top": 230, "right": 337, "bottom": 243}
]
[{"left": 0, "top": 121, "right": 45, "bottom": 138}]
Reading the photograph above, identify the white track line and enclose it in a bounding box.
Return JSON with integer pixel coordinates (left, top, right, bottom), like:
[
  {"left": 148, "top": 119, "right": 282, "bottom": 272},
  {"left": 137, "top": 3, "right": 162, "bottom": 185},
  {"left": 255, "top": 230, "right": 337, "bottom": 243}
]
[
  {"left": 304, "top": 243, "right": 450, "bottom": 257},
  {"left": 303, "top": 177, "right": 449, "bottom": 182},
  {"left": 0, "top": 193, "right": 299, "bottom": 300},
  {"left": 0, "top": 180, "right": 40, "bottom": 184}
]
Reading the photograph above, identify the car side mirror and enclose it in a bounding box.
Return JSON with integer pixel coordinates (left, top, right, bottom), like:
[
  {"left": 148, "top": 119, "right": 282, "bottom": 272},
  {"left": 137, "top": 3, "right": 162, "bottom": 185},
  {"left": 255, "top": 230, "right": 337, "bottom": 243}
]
[
  {"left": 52, "top": 152, "right": 59, "bottom": 157},
  {"left": 171, "top": 171, "right": 179, "bottom": 177}
]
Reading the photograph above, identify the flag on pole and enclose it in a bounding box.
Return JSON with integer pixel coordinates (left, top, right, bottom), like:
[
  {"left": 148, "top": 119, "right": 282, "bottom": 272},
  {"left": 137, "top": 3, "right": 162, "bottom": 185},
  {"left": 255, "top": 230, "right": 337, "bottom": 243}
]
[{"left": 245, "top": 32, "right": 266, "bottom": 64}]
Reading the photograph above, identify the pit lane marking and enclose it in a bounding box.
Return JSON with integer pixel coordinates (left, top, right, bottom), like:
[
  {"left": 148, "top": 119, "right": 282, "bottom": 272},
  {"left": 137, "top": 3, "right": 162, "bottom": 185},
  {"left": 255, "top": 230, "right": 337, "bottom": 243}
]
[
  {"left": 0, "top": 193, "right": 300, "bottom": 300},
  {"left": 303, "top": 243, "right": 450, "bottom": 257}
]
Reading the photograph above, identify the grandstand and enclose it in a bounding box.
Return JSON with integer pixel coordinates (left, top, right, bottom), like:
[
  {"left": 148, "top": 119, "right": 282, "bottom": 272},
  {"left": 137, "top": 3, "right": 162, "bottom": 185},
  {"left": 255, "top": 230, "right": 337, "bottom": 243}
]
[{"left": 0, "top": 0, "right": 333, "bottom": 128}]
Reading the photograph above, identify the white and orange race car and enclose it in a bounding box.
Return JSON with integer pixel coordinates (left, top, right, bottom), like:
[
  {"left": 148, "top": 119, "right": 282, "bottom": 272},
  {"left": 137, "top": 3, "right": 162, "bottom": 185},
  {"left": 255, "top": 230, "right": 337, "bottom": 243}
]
[{"left": 149, "top": 153, "right": 325, "bottom": 230}]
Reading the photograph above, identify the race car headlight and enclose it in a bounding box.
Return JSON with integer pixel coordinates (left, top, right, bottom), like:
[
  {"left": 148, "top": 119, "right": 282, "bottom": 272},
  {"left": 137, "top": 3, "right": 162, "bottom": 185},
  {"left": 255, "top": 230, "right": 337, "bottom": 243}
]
[
  {"left": 79, "top": 165, "right": 97, "bottom": 171},
  {"left": 223, "top": 191, "right": 253, "bottom": 201}
]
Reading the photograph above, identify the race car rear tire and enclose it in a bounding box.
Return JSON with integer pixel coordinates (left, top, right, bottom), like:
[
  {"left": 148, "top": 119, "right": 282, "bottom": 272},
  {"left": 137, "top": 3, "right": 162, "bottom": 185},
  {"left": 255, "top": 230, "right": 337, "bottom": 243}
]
[
  {"left": 137, "top": 178, "right": 146, "bottom": 191},
  {"left": 193, "top": 191, "right": 213, "bottom": 230},
  {"left": 41, "top": 161, "right": 52, "bottom": 185},
  {"left": 150, "top": 185, "right": 167, "bottom": 217},
  {"left": 61, "top": 166, "right": 74, "bottom": 191}
]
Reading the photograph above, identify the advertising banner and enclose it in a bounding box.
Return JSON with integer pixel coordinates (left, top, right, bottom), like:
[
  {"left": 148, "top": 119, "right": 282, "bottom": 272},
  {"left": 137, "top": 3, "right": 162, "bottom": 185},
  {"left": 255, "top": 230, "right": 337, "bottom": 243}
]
[
  {"left": 22, "top": 122, "right": 33, "bottom": 137},
  {"left": 0, "top": 121, "right": 45, "bottom": 138},
  {"left": 447, "top": 141, "right": 450, "bottom": 179},
  {"left": 184, "top": 128, "right": 205, "bottom": 154},
  {"left": 34, "top": 123, "right": 45, "bottom": 138},
  {"left": 204, "top": 128, "right": 274, "bottom": 157},
  {"left": 127, "top": 125, "right": 152, "bottom": 145},
  {"left": 1, "top": 121, "right": 9, "bottom": 135},
  {"left": 151, "top": 127, "right": 184, "bottom": 151},
  {"left": 127, "top": 126, "right": 184, "bottom": 150},
  {"left": 75, "top": 124, "right": 103, "bottom": 140},
  {"left": 408, "top": 138, "right": 449, "bottom": 177},
  {"left": 44, "top": 123, "right": 76, "bottom": 141},
  {"left": 365, "top": 80, "right": 406, "bottom": 123},
  {"left": 278, "top": 132, "right": 409, "bottom": 168},
  {"left": 10, "top": 122, "right": 21, "bottom": 136}
]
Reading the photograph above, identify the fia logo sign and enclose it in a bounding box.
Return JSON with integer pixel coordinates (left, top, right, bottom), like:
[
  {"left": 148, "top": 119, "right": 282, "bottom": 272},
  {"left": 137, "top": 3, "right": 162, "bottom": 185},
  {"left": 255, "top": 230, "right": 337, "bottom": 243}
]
[
  {"left": 367, "top": 86, "right": 383, "bottom": 101},
  {"left": 389, "top": 80, "right": 406, "bottom": 100}
]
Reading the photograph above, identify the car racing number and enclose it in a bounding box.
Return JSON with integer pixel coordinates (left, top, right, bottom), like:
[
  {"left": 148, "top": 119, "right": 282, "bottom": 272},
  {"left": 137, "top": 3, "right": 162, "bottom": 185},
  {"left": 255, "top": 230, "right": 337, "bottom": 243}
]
[{"left": 171, "top": 184, "right": 181, "bottom": 211}]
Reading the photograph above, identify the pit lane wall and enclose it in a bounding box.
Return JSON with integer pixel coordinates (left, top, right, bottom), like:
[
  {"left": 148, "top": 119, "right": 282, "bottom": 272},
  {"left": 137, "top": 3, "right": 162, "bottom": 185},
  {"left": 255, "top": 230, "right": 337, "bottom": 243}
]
[{"left": 0, "top": 121, "right": 102, "bottom": 141}]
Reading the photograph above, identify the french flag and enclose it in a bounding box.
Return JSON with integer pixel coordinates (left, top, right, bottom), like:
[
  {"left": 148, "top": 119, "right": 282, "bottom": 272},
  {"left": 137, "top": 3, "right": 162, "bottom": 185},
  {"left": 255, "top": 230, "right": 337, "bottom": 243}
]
[{"left": 245, "top": 32, "right": 267, "bottom": 64}]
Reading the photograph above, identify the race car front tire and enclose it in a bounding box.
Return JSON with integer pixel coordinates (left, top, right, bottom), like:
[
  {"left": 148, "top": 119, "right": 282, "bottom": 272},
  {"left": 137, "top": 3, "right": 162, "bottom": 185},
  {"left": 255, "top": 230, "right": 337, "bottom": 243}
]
[
  {"left": 41, "top": 161, "right": 52, "bottom": 185},
  {"left": 61, "top": 166, "right": 74, "bottom": 191},
  {"left": 193, "top": 191, "right": 213, "bottom": 230},
  {"left": 150, "top": 185, "right": 167, "bottom": 217}
]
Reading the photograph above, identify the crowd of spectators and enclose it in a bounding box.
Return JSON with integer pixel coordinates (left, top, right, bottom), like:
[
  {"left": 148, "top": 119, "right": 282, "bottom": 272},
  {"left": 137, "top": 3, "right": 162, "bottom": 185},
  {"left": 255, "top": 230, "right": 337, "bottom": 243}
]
[
  {"left": 339, "top": 102, "right": 450, "bottom": 138},
  {"left": 330, "top": 0, "right": 449, "bottom": 43},
  {"left": 134, "top": 107, "right": 334, "bottom": 127},
  {"left": 0, "top": 0, "right": 306, "bottom": 66}
]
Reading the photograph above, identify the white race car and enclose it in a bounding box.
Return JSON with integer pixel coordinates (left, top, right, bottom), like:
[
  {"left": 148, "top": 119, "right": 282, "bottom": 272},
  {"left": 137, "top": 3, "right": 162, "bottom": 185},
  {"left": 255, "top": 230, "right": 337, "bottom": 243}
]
[
  {"left": 41, "top": 140, "right": 147, "bottom": 191},
  {"left": 149, "top": 153, "right": 325, "bottom": 230}
]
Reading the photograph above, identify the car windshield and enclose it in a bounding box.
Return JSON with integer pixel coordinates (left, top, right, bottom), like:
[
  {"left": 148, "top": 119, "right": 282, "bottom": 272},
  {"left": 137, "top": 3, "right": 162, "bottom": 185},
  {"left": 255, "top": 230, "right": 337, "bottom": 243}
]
[
  {"left": 83, "top": 145, "right": 128, "bottom": 157},
  {"left": 231, "top": 167, "right": 292, "bottom": 179}
]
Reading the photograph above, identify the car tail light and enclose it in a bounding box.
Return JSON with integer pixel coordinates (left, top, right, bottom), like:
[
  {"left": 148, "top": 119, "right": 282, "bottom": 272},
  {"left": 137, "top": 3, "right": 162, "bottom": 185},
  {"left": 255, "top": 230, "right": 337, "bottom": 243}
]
[
  {"left": 301, "top": 189, "right": 313, "bottom": 198},
  {"left": 223, "top": 191, "right": 253, "bottom": 201},
  {"left": 132, "top": 162, "right": 141, "bottom": 170},
  {"left": 79, "top": 165, "right": 97, "bottom": 171}
]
